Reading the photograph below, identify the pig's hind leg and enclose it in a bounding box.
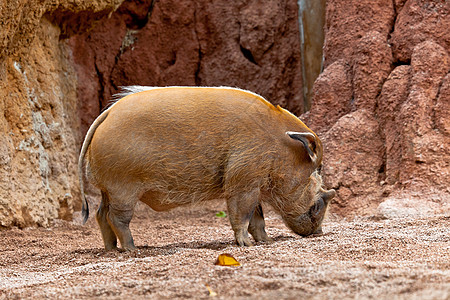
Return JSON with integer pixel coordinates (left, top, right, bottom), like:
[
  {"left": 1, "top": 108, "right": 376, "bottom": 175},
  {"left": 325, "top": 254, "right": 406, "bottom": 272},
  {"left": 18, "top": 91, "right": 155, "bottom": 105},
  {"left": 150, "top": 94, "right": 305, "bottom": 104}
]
[
  {"left": 105, "top": 189, "right": 137, "bottom": 251},
  {"left": 248, "top": 204, "right": 272, "bottom": 243},
  {"left": 96, "top": 191, "right": 118, "bottom": 250}
]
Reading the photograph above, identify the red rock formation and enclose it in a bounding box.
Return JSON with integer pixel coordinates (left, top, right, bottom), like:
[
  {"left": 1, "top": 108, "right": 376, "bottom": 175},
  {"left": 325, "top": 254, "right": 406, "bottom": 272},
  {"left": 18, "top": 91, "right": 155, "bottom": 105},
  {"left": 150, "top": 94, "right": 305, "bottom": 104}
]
[
  {"left": 391, "top": 0, "right": 450, "bottom": 63},
  {"left": 322, "top": 0, "right": 395, "bottom": 67},
  {"left": 322, "top": 110, "right": 384, "bottom": 215},
  {"left": 305, "top": 0, "right": 449, "bottom": 217},
  {"left": 352, "top": 31, "right": 393, "bottom": 111},
  {"left": 303, "top": 59, "right": 352, "bottom": 134}
]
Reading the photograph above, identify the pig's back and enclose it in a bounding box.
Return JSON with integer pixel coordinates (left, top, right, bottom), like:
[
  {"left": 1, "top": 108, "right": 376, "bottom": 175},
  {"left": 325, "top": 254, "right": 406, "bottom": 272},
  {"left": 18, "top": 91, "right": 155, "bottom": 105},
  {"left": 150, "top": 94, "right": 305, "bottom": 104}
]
[
  {"left": 94, "top": 87, "right": 294, "bottom": 155},
  {"left": 108, "top": 86, "right": 282, "bottom": 133}
]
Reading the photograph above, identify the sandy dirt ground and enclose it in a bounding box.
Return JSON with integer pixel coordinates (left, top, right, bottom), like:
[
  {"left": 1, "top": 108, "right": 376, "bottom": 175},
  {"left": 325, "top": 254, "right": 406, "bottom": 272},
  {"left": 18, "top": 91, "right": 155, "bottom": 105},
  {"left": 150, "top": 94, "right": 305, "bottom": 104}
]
[{"left": 0, "top": 202, "right": 449, "bottom": 299}]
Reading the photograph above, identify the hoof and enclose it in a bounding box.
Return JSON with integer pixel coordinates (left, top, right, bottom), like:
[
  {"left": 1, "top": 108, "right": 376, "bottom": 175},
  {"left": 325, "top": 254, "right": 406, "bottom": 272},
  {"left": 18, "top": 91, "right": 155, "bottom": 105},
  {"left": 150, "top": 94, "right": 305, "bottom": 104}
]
[{"left": 236, "top": 237, "right": 253, "bottom": 247}]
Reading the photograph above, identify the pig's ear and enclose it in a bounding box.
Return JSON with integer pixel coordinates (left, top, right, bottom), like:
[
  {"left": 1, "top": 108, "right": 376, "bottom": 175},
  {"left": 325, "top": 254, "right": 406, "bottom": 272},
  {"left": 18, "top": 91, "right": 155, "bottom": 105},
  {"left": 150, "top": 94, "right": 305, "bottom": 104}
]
[{"left": 286, "top": 131, "right": 318, "bottom": 164}]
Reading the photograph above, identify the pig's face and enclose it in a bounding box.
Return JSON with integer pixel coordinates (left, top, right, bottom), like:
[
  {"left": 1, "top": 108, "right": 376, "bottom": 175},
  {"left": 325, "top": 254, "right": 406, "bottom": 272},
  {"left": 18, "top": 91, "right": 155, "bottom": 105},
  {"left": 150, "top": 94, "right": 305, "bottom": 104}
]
[
  {"left": 291, "top": 188, "right": 335, "bottom": 236},
  {"left": 282, "top": 172, "right": 336, "bottom": 236}
]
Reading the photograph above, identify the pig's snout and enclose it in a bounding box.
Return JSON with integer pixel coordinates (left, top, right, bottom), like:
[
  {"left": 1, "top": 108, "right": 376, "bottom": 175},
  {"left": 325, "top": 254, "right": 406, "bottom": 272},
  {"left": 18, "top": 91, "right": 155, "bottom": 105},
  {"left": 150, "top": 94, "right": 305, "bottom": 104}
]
[
  {"left": 322, "top": 188, "right": 336, "bottom": 203},
  {"left": 285, "top": 188, "right": 336, "bottom": 237},
  {"left": 311, "top": 189, "right": 336, "bottom": 217}
]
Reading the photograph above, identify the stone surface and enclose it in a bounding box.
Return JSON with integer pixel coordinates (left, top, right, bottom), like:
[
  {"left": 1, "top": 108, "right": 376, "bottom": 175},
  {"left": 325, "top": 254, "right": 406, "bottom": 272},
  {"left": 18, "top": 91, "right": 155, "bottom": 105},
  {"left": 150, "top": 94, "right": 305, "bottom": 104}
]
[
  {"left": 0, "top": 20, "right": 79, "bottom": 227},
  {"left": 352, "top": 31, "right": 393, "bottom": 111},
  {"left": 0, "top": 0, "right": 122, "bottom": 60},
  {"left": 375, "top": 41, "right": 450, "bottom": 218},
  {"left": 390, "top": 0, "right": 450, "bottom": 63},
  {"left": 0, "top": 1, "right": 124, "bottom": 227},
  {"left": 197, "top": 0, "right": 303, "bottom": 114},
  {"left": 303, "top": 59, "right": 352, "bottom": 135},
  {"left": 397, "top": 41, "right": 449, "bottom": 187},
  {"left": 377, "top": 65, "right": 411, "bottom": 185},
  {"left": 321, "top": 110, "right": 384, "bottom": 216},
  {"left": 323, "top": 0, "right": 394, "bottom": 67}
]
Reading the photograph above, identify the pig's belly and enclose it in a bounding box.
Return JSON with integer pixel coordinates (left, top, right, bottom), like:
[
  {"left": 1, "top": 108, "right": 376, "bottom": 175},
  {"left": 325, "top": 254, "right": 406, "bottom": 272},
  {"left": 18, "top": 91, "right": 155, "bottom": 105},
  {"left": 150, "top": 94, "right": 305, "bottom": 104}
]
[
  {"left": 138, "top": 188, "right": 222, "bottom": 211},
  {"left": 139, "top": 190, "right": 179, "bottom": 211}
]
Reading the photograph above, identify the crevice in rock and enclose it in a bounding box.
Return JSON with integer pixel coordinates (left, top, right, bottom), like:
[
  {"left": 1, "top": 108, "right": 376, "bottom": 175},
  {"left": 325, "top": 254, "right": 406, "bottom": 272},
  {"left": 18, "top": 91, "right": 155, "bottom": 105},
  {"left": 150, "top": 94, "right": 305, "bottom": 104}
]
[
  {"left": 110, "top": 29, "right": 137, "bottom": 96},
  {"left": 193, "top": 3, "right": 202, "bottom": 86},
  {"left": 195, "top": 47, "right": 202, "bottom": 86},
  {"left": 109, "top": 0, "right": 158, "bottom": 98},
  {"left": 378, "top": 161, "right": 386, "bottom": 181},
  {"left": 94, "top": 61, "right": 105, "bottom": 111},
  {"left": 374, "top": 86, "right": 389, "bottom": 191},
  {"left": 392, "top": 60, "right": 411, "bottom": 67},
  {"left": 236, "top": 19, "right": 258, "bottom": 66},
  {"left": 388, "top": 0, "right": 408, "bottom": 66},
  {"left": 240, "top": 44, "right": 258, "bottom": 65},
  {"left": 262, "top": 42, "right": 275, "bottom": 57},
  {"left": 166, "top": 51, "right": 177, "bottom": 67},
  {"left": 387, "top": 0, "right": 398, "bottom": 46},
  {"left": 126, "top": 0, "right": 157, "bottom": 30}
]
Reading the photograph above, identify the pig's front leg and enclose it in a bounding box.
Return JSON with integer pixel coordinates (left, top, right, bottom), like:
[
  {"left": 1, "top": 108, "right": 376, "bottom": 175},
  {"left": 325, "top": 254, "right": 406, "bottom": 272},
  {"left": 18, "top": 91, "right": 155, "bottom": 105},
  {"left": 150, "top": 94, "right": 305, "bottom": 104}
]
[
  {"left": 227, "top": 189, "right": 260, "bottom": 246},
  {"left": 248, "top": 204, "right": 273, "bottom": 243}
]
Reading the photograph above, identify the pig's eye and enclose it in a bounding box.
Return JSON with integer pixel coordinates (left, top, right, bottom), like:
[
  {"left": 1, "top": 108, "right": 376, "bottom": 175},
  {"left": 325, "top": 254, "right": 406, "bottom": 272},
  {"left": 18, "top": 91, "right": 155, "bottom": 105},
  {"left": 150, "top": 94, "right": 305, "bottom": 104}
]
[{"left": 317, "top": 165, "right": 322, "bottom": 174}]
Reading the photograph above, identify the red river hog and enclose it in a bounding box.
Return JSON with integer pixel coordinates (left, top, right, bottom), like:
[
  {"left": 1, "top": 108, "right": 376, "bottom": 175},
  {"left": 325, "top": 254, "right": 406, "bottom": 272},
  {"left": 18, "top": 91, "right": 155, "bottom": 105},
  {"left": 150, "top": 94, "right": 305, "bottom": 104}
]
[{"left": 78, "top": 86, "right": 336, "bottom": 251}]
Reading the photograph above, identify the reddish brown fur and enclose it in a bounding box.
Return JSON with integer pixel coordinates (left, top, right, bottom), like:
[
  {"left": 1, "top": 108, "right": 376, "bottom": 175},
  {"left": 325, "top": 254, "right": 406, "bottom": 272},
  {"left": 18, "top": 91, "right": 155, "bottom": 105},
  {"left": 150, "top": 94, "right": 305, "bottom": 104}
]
[{"left": 79, "top": 86, "right": 334, "bottom": 250}]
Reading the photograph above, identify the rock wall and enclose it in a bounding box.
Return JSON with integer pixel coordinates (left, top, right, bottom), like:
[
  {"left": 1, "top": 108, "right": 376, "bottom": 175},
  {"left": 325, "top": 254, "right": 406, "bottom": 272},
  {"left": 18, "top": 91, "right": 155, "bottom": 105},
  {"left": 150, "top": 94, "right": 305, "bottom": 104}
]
[
  {"left": 304, "top": 0, "right": 449, "bottom": 217},
  {"left": 0, "top": 0, "right": 123, "bottom": 227}
]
